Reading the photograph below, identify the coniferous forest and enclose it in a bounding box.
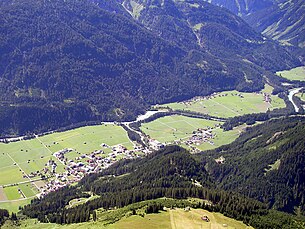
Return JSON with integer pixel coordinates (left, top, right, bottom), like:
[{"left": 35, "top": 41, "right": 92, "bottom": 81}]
[{"left": 21, "top": 117, "right": 305, "bottom": 228}]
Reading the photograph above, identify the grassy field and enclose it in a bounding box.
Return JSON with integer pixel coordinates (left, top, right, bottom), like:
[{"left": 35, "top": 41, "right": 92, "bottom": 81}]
[
  {"left": 141, "top": 115, "right": 221, "bottom": 143},
  {"left": 0, "top": 198, "right": 33, "bottom": 213},
  {"left": 18, "top": 183, "right": 38, "bottom": 198},
  {"left": 3, "top": 186, "right": 22, "bottom": 200},
  {"left": 196, "top": 126, "right": 243, "bottom": 151},
  {"left": 141, "top": 115, "right": 242, "bottom": 151},
  {"left": 0, "top": 124, "right": 133, "bottom": 209},
  {"left": 296, "top": 92, "right": 305, "bottom": 102},
  {"left": 276, "top": 66, "right": 305, "bottom": 81},
  {"left": 2, "top": 208, "right": 252, "bottom": 229},
  {"left": 158, "top": 86, "right": 285, "bottom": 118}
]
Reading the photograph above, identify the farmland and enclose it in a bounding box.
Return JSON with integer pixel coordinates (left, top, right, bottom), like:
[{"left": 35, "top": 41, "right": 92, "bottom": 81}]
[
  {"left": 157, "top": 85, "right": 285, "bottom": 118},
  {"left": 276, "top": 66, "right": 305, "bottom": 81},
  {"left": 141, "top": 115, "right": 242, "bottom": 152},
  {"left": 0, "top": 124, "right": 134, "bottom": 211}
]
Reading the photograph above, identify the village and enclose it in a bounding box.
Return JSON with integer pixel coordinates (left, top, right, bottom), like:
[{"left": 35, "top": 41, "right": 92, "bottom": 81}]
[
  {"left": 36, "top": 142, "right": 150, "bottom": 197},
  {"left": 32, "top": 122, "right": 221, "bottom": 197}
]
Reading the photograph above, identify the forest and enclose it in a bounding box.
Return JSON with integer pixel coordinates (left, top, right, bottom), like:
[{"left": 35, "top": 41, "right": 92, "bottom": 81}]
[{"left": 200, "top": 116, "right": 305, "bottom": 215}]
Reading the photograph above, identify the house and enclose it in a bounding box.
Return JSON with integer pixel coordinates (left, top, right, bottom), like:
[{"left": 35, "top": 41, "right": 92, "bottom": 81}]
[
  {"left": 149, "top": 139, "right": 164, "bottom": 150},
  {"left": 201, "top": 215, "right": 210, "bottom": 222}
]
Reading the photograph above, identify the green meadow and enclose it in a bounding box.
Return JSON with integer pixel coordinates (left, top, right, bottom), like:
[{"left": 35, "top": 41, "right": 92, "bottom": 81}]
[
  {"left": 0, "top": 198, "right": 33, "bottom": 213},
  {"left": 158, "top": 86, "right": 285, "bottom": 118},
  {"left": 141, "top": 115, "right": 221, "bottom": 143},
  {"left": 141, "top": 115, "right": 241, "bottom": 151},
  {"left": 0, "top": 124, "right": 133, "bottom": 210},
  {"left": 3, "top": 186, "right": 22, "bottom": 200},
  {"left": 196, "top": 126, "right": 242, "bottom": 151},
  {"left": 276, "top": 66, "right": 305, "bottom": 81},
  {"left": 296, "top": 92, "right": 305, "bottom": 102}
]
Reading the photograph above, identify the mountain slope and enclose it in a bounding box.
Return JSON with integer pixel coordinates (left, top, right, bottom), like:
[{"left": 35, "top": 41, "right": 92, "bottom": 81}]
[
  {"left": 21, "top": 144, "right": 305, "bottom": 228},
  {"left": 245, "top": 0, "right": 305, "bottom": 50},
  {"left": 118, "top": 0, "right": 299, "bottom": 71},
  {"left": 204, "top": 0, "right": 305, "bottom": 56},
  {"left": 203, "top": 0, "right": 274, "bottom": 16},
  {"left": 201, "top": 116, "right": 305, "bottom": 214},
  {"left": 0, "top": 0, "right": 301, "bottom": 136}
]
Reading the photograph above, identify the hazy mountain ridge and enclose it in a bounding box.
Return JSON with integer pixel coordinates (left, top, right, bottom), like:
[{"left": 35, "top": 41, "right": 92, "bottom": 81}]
[
  {"left": 245, "top": 0, "right": 305, "bottom": 50},
  {"left": 118, "top": 0, "right": 299, "bottom": 71},
  {"left": 203, "top": 0, "right": 274, "bottom": 16},
  {"left": 204, "top": 0, "right": 305, "bottom": 57}
]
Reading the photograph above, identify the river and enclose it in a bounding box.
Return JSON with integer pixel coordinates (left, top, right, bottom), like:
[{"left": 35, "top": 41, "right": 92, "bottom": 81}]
[{"left": 288, "top": 87, "right": 303, "bottom": 112}]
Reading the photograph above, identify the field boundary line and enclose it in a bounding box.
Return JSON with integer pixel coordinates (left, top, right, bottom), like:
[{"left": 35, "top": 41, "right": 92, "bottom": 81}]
[
  {"left": 6, "top": 153, "right": 40, "bottom": 191},
  {"left": 210, "top": 99, "right": 239, "bottom": 115},
  {"left": 35, "top": 136, "right": 65, "bottom": 166}
]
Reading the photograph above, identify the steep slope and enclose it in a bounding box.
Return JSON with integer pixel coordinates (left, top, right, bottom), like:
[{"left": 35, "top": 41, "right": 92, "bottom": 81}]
[
  {"left": 0, "top": 0, "right": 300, "bottom": 136},
  {"left": 245, "top": 0, "right": 305, "bottom": 50},
  {"left": 119, "top": 0, "right": 299, "bottom": 71},
  {"left": 204, "top": 0, "right": 305, "bottom": 55},
  {"left": 21, "top": 145, "right": 305, "bottom": 228},
  {"left": 203, "top": 0, "right": 274, "bottom": 16},
  {"left": 201, "top": 116, "right": 305, "bottom": 214}
]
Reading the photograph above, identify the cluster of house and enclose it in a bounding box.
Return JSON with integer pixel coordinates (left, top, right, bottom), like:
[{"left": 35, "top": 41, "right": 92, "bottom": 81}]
[
  {"left": 38, "top": 144, "right": 146, "bottom": 197},
  {"left": 185, "top": 128, "right": 215, "bottom": 146},
  {"left": 148, "top": 139, "right": 164, "bottom": 150}
]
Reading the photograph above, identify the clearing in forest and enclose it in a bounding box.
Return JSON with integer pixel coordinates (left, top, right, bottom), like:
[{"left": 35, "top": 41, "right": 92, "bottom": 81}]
[{"left": 157, "top": 85, "right": 285, "bottom": 118}]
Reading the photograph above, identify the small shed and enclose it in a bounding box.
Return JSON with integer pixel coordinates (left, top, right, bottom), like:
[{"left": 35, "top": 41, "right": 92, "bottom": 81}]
[{"left": 201, "top": 215, "right": 210, "bottom": 222}]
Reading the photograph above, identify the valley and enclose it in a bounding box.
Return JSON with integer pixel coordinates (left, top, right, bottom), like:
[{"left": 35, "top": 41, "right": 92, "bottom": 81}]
[
  {"left": 0, "top": 77, "right": 303, "bottom": 213},
  {"left": 0, "top": 0, "right": 304, "bottom": 228}
]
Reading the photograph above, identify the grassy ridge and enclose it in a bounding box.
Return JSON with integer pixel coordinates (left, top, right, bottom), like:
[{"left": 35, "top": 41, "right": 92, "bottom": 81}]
[{"left": 2, "top": 199, "right": 252, "bottom": 229}]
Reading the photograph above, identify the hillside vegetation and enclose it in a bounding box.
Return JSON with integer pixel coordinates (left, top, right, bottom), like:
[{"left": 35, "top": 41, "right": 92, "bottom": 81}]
[
  {"left": 201, "top": 116, "right": 305, "bottom": 215},
  {"left": 19, "top": 117, "right": 305, "bottom": 228},
  {"left": 206, "top": 0, "right": 305, "bottom": 57}
]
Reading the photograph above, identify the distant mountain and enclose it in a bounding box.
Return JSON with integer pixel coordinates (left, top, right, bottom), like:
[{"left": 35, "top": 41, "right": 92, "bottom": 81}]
[
  {"left": 201, "top": 116, "right": 305, "bottom": 214},
  {"left": 205, "top": 0, "right": 305, "bottom": 57},
  {"left": 116, "top": 0, "right": 298, "bottom": 70},
  {"left": 203, "top": 0, "right": 274, "bottom": 16},
  {"left": 0, "top": 0, "right": 300, "bottom": 136},
  {"left": 245, "top": 0, "right": 305, "bottom": 51}
]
